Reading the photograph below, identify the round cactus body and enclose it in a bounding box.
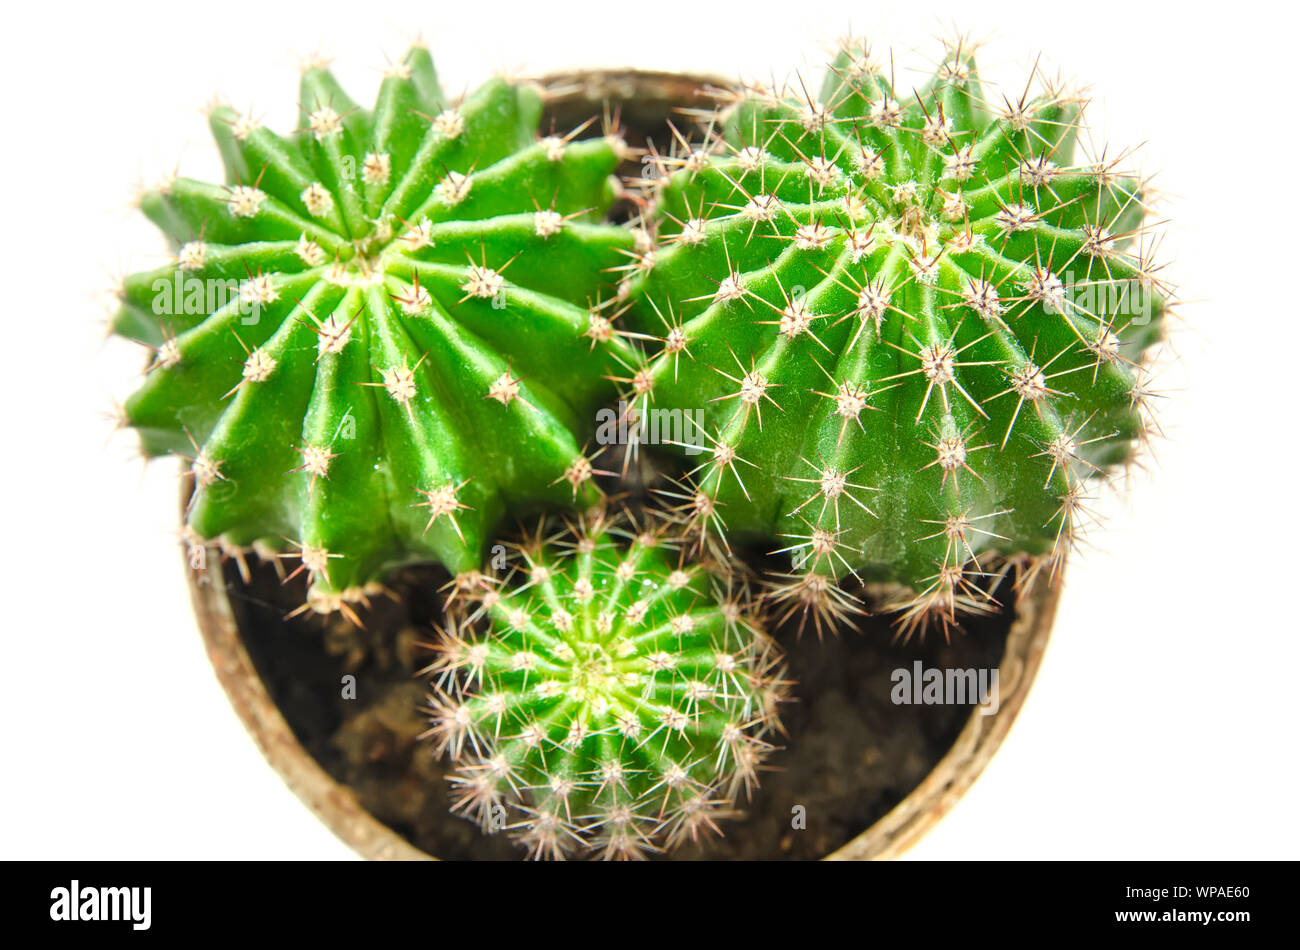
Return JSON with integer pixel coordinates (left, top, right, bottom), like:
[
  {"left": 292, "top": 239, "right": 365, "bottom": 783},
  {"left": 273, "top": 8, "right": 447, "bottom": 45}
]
[
  {"left": 114, "top": 46, "right": 639, "bottom": 611},
  {"left": 425, "top": 512, "right": 786, "bottom": 859},
  {"left": 622, "top": 40, "right": 1170, "bottom": 634}
]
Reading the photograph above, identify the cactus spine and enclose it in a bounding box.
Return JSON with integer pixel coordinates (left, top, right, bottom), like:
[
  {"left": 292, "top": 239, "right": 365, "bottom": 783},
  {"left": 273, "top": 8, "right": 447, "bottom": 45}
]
[
  {"left": 426, "top": 511, "right": 786, "bottom": 859},
  {"left": 621, "top": 38, "right": 1170, "bottom": 635},
  {"left": 114, "top": 46, "right": 640, "bottom": 612}
]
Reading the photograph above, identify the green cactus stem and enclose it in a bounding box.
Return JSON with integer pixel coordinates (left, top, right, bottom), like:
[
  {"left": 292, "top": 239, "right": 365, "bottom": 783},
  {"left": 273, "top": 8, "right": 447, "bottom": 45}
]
[
  {"left": 620, "top": 38, "right": 1171, "bottom": 637},
  {"left": 114, "top": 46, "right": 641, "bottom": 612},
  {"left": 424, "top": 510, "right": 787, "bottom": 859}
]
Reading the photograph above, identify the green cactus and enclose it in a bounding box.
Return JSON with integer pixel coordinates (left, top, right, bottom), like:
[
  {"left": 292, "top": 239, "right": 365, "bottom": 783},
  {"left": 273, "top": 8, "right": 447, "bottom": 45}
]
[
  {"left": 425, "top": 510, "right": 786, "bottom": 859},
  {"left": 621, "top": 39, "right": 1170, "bottom": 636},
  {"left": 113, "top": 46, "right": 641, "bottom": 612}
]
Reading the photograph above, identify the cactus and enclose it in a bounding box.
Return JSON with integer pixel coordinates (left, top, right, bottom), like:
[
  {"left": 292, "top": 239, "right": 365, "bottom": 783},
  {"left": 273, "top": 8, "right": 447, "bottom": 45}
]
[
  {"left": 424, "top": 511, "right": 787, "bottom": 859},
  {"left": 113, "top": 45, "right": 641, "bottom": 612},
  {"left": 621, "top": 38, "right": 1170, "bottom": 636}
]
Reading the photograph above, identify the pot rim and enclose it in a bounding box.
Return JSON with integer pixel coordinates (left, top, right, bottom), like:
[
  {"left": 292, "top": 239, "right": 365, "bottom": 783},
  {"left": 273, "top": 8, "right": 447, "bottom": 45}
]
[{"left": 180, "top": 66, "right": 1063, "bottom": 860}]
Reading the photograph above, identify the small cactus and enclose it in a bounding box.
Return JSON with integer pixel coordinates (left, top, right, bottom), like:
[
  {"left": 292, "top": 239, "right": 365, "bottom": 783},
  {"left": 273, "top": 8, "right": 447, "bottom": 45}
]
[
  {"left": 114, "top": 45, "right": 639, "bottom": 611},
  {"left": 425, "top": 511, "right": 786, "bottom": 859},
  {"left": 621, "top": 38, "right": 1171, "bottom": 635}
]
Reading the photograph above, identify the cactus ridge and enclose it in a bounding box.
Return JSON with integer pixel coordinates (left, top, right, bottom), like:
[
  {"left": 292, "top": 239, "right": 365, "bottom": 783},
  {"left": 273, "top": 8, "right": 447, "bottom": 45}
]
[
  {"left": 620, "top": 38, "right": 1172, "bottom": 637},
  {"left": 425, "top": 511, "right": 787, "bottom": 859},
  {"left": 114, "top": 46, "right": 641, "bottom": 612}
]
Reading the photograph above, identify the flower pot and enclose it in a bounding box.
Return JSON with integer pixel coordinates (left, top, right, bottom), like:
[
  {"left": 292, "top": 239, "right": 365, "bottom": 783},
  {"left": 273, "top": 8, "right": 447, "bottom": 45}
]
[{"left": 181, "top": 69, "right": 1064, "bottom": 861}]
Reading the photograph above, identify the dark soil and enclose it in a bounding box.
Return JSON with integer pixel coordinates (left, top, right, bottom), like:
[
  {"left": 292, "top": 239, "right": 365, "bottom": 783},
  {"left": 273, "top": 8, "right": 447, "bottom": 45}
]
[{"left": 226, "top": 548, "right": 1013, "bottom": 861}]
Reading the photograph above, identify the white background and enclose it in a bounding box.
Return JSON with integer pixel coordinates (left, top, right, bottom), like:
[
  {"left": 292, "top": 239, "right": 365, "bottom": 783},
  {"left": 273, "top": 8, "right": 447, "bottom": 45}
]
[{"left": 1, "top": 0, "right": 1294, "bottom": 859}]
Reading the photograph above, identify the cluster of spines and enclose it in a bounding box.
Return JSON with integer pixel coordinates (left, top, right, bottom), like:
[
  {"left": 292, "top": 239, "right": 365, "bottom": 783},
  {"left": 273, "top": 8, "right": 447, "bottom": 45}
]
[
  {"left": 112, "top": 45, "right": 647, "bottom": 612},
  {"left": 424, "top": 510, "right": 787, "bottom": 859},
  {"left": 613, "top": 36, "right": 1171, "bottom": 637}
]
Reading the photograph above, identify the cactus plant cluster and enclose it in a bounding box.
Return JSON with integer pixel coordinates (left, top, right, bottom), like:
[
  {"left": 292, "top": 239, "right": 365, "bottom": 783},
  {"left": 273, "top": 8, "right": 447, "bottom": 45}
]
[
  {"left": 620, "top": 39, "right": 1169, "bottom": 637},
  {"left": 114, "top": 45, "right": 639, "bottom": 613},
  {"left": 113, "top": 36, "right": 1170, "bottom": 858},
  {"left": 425, "top": 510, "right": 785, "bottom": 859}
]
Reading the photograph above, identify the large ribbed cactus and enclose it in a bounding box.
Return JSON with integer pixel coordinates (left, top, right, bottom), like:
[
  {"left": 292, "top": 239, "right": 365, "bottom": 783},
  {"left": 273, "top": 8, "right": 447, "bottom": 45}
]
[
  {"left": 622, "top": 39, "right": 1169, "bottom": 635},
  {"left": 425, "top": 511, "right": 786, "bottom": 859},
  {"left": 114, "top": 46, "right": 640, "bottom": 612}
]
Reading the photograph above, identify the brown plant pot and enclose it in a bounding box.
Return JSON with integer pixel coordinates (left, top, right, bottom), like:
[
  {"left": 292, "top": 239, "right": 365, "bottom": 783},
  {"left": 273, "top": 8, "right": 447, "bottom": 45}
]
[{"left": 183, "top": 69, "right": 1063, "bottom": 861}]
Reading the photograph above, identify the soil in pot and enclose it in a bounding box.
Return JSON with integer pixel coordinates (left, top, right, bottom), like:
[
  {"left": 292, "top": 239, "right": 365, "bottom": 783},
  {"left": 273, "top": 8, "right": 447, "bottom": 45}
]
[{"left": 223, "top": 548, "right": 1014, "bottom": 861}]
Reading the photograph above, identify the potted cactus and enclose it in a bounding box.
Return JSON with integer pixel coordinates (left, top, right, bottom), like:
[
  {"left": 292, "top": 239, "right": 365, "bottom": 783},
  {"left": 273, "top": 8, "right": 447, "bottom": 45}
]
[{"left": 114, "top": 35, "right": 1166, "bottom": 859}]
